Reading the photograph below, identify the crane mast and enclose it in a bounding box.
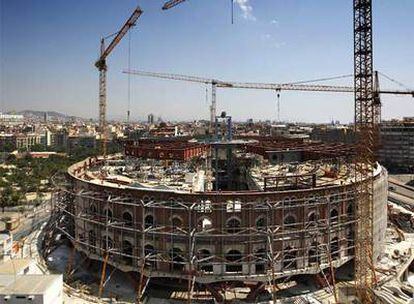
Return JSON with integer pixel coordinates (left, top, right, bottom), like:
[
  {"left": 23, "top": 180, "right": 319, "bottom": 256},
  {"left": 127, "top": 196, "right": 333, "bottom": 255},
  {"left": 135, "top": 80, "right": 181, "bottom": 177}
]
[
  {"left": 97, "top": 39, "right": 108, "bottom": 156},
  {"left": 122, "top": 2, "right": 411, "bottom": 301},
  {"left": 95, "top": 7, "right": 143, "bottom": 156},
  {"left": 353, "top": 0, "right": 377, "bottom": 302}
]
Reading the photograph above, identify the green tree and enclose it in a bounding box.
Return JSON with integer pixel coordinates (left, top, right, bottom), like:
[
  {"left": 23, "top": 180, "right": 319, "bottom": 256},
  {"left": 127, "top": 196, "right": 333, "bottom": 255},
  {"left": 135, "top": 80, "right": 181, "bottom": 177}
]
[
  {"left": 11, "top": 191, "right": 23, "bottom": 207},
  {"left": 30, "top": 144, "right": 46, "bottom": 152},
  {"left": 0, "top": 186, "right": 13, "bottom": 212}
]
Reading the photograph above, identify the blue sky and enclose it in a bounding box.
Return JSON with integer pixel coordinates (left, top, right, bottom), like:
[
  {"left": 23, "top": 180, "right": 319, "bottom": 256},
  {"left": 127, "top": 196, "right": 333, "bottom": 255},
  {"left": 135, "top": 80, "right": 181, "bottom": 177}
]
[{"left": 1, "top": 0, "right": 413, "bottom": 123}]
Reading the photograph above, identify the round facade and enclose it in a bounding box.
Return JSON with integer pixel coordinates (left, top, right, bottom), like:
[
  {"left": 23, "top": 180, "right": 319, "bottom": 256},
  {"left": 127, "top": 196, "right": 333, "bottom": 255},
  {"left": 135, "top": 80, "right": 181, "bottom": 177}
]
[{"left": 54, "top": 143, "right": 388, "bottom": 285}]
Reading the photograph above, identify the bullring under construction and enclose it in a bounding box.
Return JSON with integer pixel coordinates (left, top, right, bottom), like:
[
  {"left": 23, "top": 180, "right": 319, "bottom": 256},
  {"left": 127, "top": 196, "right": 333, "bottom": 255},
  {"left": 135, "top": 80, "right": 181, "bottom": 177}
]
[{"left": 46, "top": 133, "right": 389, "bottom": 302}]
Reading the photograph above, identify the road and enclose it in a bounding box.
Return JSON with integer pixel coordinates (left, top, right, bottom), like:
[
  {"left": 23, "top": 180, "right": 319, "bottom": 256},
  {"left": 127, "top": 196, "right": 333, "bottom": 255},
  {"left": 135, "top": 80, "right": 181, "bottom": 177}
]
[
  {"left": 12, "top": 201, "right": 51, "bottom": 241},
  {"left": 389, "top": 177, "right": 414, "bottom": 198},
  {"left": 388, "top": 177, "right": 414, "bottom": 208}
]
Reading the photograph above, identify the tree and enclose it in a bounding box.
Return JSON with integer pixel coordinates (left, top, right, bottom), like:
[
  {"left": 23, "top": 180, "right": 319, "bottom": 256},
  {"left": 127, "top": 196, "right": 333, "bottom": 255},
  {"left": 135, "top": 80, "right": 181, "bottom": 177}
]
[
  {"left": 0, "top": 186, "right": 13, "bottom": 212},
  {"left": 30, "top": 144, "right": 46, "bottom": 152},
  {"left": 10, "top": 191, "right": 23, "bottom": 207}
]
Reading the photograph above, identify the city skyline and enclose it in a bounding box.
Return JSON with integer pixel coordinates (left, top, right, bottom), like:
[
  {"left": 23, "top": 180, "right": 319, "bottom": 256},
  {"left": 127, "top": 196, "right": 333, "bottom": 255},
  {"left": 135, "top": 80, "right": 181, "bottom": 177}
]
[{"left": 1, "top": 0, "right": 413, "bottom": 123}]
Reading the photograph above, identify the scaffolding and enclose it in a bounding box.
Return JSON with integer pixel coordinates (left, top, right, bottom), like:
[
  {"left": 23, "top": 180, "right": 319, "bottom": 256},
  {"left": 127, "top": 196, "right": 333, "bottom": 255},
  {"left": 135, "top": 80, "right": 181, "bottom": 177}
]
[
  {"left": 42, "top": 151, "right": 388, "bottom": 302},
  {"left": 49, "top": 180, "right": 365, "bottom": 300}
]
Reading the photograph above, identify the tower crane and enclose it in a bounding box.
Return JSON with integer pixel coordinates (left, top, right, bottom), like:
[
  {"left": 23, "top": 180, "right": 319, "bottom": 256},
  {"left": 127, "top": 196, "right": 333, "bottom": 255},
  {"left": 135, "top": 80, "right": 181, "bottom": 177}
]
[
  {"left": 123, "top": 68, "right": 413, "bottom": 128},
  {"left": 95, "top": 6, "right": 143, "bottom": 156},
  {"left": 128, "top": 1, "right": 411, "bottom": 301},
  {"left": 162, "top": 0, "right": 187, "bottom": 10}
]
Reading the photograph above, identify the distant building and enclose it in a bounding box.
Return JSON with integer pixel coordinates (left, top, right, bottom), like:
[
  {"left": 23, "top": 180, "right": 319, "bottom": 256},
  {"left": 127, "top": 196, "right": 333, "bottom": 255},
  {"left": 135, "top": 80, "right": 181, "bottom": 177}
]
[
  {"left": 270, "top": 125, "right": 310, "bottom": 139},
  {"left": 378, "top": 118, "right": 414, "bottom": 172},
  {"left": 0, "top": 134, "right": 16, "bottom": 151},
  {"left": 0, "top": 113, "right": 24, "bottom": 125},
  {"left": 67, "top": 135, "right": 96, "bottom": 153},
  {"left": 270, "top": 124, "right": 290, "bottom": 137},
  {"left": 40, "top": 130, "right": 53, "bottom": 147},
  {"left": 53, "top": 130, "right": 68, "bottom": 149},
  {"left": 147, "top": 113, "right": 155, "bottom": 125},
  {"left": 0, "top": 133, "right": 43, "bottom": 151},
  {"left": 311, "top": 126, "right": 356, "bottom": 144},
  {"left": 15, "top": 133, "right": 42, "bottom": 150}
]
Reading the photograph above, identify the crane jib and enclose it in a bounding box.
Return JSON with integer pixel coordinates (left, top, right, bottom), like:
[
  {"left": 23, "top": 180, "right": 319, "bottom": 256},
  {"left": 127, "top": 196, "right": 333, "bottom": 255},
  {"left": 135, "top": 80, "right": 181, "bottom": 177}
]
[
  {"left": 122, "top": 69, "right": 413, "bottom": 96},
  {"left": 98, "top": 7, "right": 143, "bottom": 62}
]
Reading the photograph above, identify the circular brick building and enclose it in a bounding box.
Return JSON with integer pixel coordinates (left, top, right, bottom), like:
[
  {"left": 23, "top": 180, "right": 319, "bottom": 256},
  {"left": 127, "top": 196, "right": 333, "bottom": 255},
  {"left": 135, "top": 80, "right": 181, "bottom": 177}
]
[{"left": 52, "top": 138, "right": 388, "bottom": 300}]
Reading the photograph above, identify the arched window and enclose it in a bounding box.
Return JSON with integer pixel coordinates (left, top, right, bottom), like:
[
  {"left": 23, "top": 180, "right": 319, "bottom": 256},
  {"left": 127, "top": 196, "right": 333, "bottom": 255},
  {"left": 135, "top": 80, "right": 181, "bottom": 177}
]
[
  {"left": 123, "top": 211, "right": 133, "bottom": 226},
  {"left": 89, "top": 204, "right": 97, "bottom": 215},
  {"left": 198, "top": 249, "right": 212, "bottom": 272},
  {"left": 144, "top": 244, "right": 156, "bottom": 268},
  {"left": 144, "top": 214, "right": 154, "bottom": 229},
  {"left": 308, "top": 242, "right": 319, "bottom": 265},
  {"left": 308, "top": 196, "right": 316, "bottom": 205},
  {"left": 331, "top": 237, "right": 340, "bottom": 259},
  {"left": 256, "top": 217, "right": 267, "bottom": 231},
  {"left": 255, "top": 248, "right": 267, "bottom": 273},
  {"left": 88, "top": 230, "right": 96, "bottom": 253},
  {"left": 284, "top": 214, "right": 296, "bottom": 226},
  {"left": 308, "top": 212, "right": 317, "bottom": 223},
  {"left": 122, "top": 240, "right": 133, "bottom": 265},
  {"left": 171, "top": 216, "right": 182, "bottom": 228},
  {"left": 144, "top": 244, "right": 155, "bottom": 256},
  {"left": 346, "top": 203, "right": 354, "bottom": 218},
  {"left": 102, "top": 236, "right": 113, "bottom": 252},
  {"left": 330, "top": 209, "right": 339, "bottom": 222},
  {"left": 283, "top": 246, "right": 297, "bottom": 270},
  {"left": 226, "top": 249, "right": 242, "bottom": 272},
  {"left": 226, "top": 249, "right": 242, "bottom": 262},
  {"left": 198, "top": 217, "right": 212, "bottom": 231},
  {"left": 169, "top": 247, "right": 184, "bottom": 271},
  {"left": 226, "top": 217, "right": 241, "bottom": 233}
]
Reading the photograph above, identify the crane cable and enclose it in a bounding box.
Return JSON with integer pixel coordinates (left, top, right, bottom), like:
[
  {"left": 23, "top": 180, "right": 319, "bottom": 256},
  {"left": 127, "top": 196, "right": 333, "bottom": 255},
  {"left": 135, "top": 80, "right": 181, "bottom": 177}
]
[
  {"left": 275, "top": 90, "right": 281, "bottom": 123},
  {"left": 127, "top": 29, "right": 132, "bottom": 123},
  {"left": 205, "top": 86, "right": 209, "bottom": 105},
  {"left": 286, "top": 74, "right": 353, "bottom": 85},
  {"left": 377, "top": 71, "right": 411, "bottom": 91},
  {"left": 231, "top": 0, "right": 234, "bottom": 24}
]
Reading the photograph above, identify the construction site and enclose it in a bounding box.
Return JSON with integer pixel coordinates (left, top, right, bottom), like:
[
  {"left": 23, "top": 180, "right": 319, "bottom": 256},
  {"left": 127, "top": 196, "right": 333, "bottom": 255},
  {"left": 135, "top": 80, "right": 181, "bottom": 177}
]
[{"left": 37, "top": 0, "right": 414, "bottom": 303}]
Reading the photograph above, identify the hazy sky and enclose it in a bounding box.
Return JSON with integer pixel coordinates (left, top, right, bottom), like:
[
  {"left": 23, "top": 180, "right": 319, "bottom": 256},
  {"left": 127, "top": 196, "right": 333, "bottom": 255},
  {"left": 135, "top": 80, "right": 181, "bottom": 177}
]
[{"left": 1, "top": 0, "right": 413, "bottom": 123}]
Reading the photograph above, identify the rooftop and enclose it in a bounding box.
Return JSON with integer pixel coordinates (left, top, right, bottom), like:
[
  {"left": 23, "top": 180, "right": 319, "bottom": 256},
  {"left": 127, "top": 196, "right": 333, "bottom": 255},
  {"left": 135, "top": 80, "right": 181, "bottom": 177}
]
[
  {"left": 0, "top": 259, "right": 33, "bottom": 275},
  {"left": 0, "top": 274, "right": 62, "bottom": 295},
  {"left": 69, "top": 138, "right": 359, "bottom": 194}
]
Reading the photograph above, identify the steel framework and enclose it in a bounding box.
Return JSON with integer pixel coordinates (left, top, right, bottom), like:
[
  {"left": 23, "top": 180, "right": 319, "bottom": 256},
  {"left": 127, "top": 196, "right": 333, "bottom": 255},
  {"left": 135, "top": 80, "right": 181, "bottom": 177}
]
[{"left": 353, "top": 0, "right": 377, "bottom": 302}]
